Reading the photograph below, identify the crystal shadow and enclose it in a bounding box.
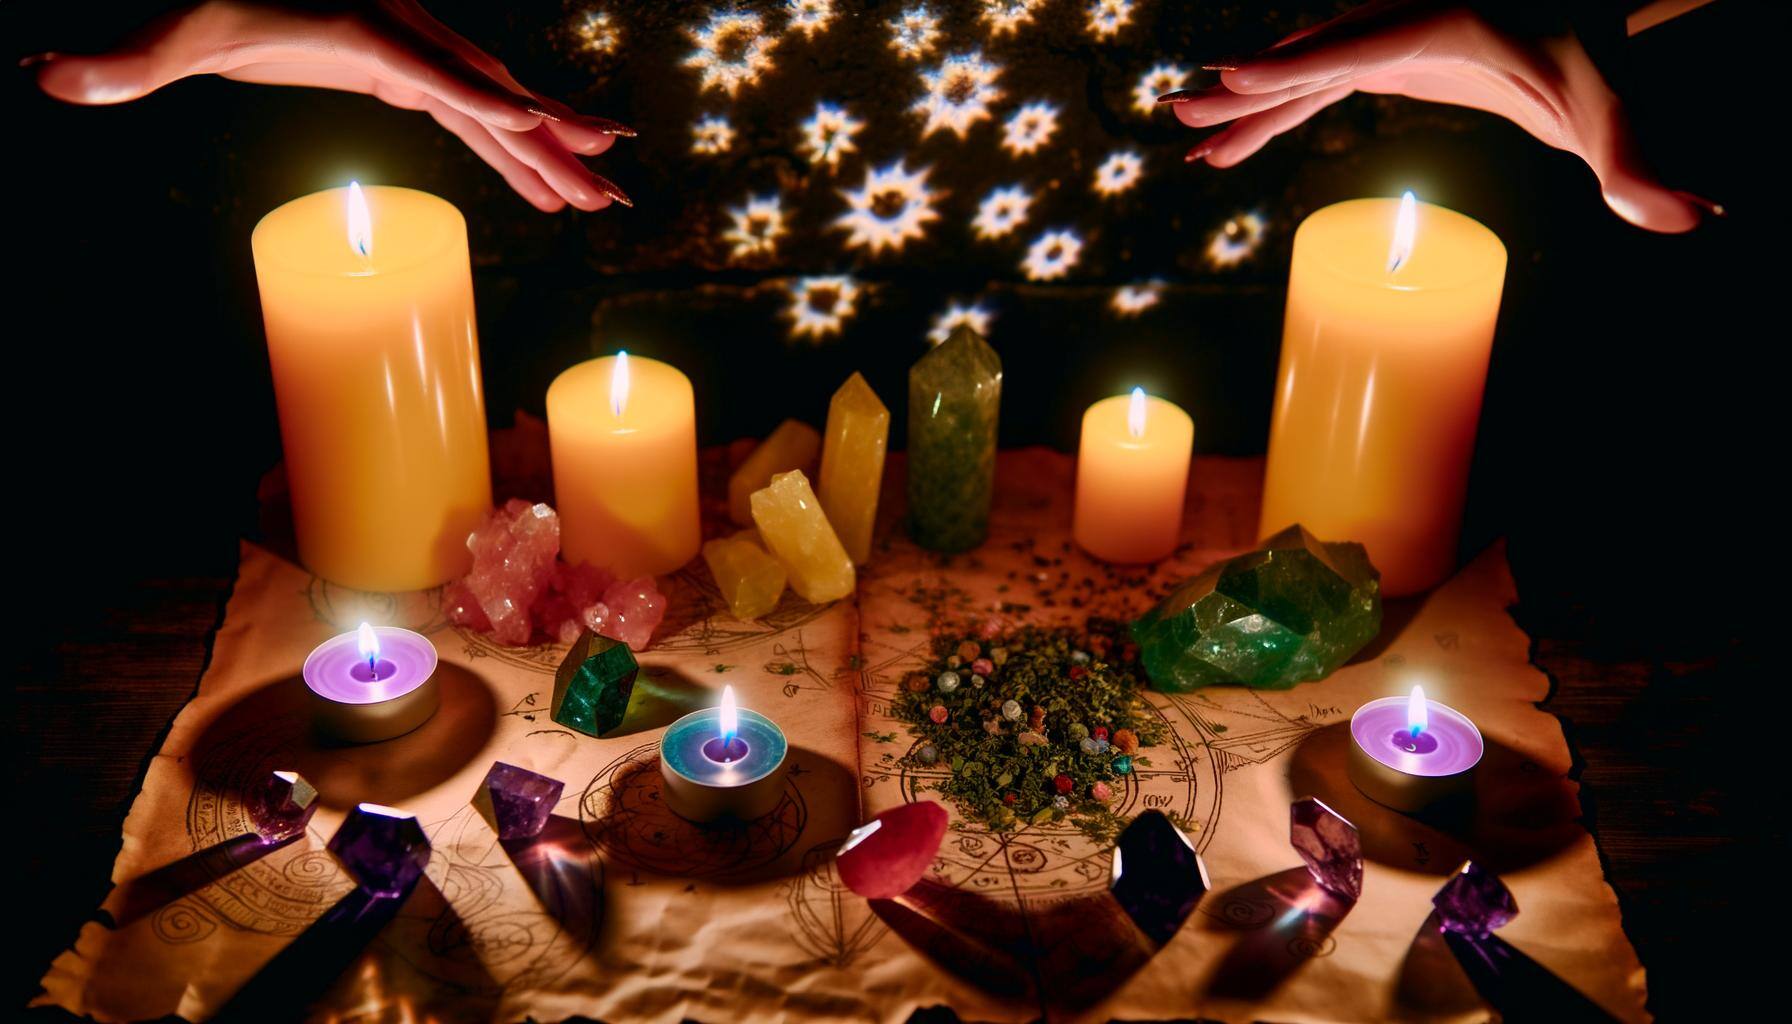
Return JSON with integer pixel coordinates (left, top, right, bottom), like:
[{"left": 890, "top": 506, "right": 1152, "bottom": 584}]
[{"left": 1197, "top": 866, "right": 1352, "bottom": 1000}]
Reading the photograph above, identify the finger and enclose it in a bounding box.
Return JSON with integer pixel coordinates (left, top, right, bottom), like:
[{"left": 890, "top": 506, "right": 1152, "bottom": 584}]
[
  {"left": 33, "top": 51, "right": 169, "bottom": 104},
  {"left": 1170, "top": 75, "right": 1355, "bottom": 127},
  {"left": 386, "top": 0, "right": 631, "bottom": 150},
  {"left": 335, "top": 15, "right": 546, "bottom": 133},
  {"left": 1192, "top": 85, "right": 1354, "bottom": 167},
  {"left": 1221, "top": 16, "right": 1440, "bottom": 94},
  {"left": 486, "top": 123, "right": 629, "bottom": 210},
  {"left": 423, "top": 100, "right": 566, "bottom": 212}
]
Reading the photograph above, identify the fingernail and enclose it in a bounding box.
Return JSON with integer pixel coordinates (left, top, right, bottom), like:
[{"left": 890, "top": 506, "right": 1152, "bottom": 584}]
[
  {"left": 581, "top": 115, "right": 637, "bottom": 138},
  {"left": 593, "top": 174, "right": 633, "bottom": 208},
  {"left": 1200, "top": 55, "right": 1245, "bottom": 71},
  {"left": 528, "top": 106, "right": 564, "bottom": 123},
  {"left": 19, "top": 52, "right": 58, "bottom": 68},
  {"left": 1156, "top": 89, "right": 1197, "bottom": 104},
  {"left": 1185, "top": 142, "right": 1215, "bottom": 164}
]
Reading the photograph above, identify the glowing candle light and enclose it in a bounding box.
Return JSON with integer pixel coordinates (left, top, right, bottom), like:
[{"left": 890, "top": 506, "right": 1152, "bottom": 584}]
[
  {"left": 1348, "top": 684, "right": 1484, "bottom": 812},
  {"left": 547, "top": 351, "right": 701, "bottom": 577},
  {"left": 252, "top": 184, "right": 491, "bottom": 591},
  {"left": 660, "top": 687, "right": 788, "bottom": 822},
  {"left": 1259, "top": 193, "right": 1506, "bottom": 596},
  {"left": 1073, "top": 386, "right": 1194, "bottom": 563},
  {"left": 303, "top": 624, "right": 439, "bottom": 743}
]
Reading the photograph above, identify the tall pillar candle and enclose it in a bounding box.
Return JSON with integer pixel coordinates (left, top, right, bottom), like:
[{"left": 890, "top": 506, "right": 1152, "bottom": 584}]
[
  {"left": 252, "top": 184, "right": 491, "bottom": 591},
  {"left": 547, "top": 352, "right": 701, "bottom": 578},
  {"left": 1259, "top": 195, "right": 1506, "bottom": 596},
  {"left": 1074, "top": 388, "right": 1194, "bottom": 563}
]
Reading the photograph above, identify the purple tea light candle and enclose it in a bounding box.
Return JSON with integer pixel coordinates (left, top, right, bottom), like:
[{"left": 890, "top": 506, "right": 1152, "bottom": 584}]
[
  {"left": 1347, "top": 685, "right": 1483, "bottom": 812},
  {"left": 659, "top": 685, "right": 788, "bottom": 823},
  {"left": 303, "top": 623, "right": 440, "bottom": 743}
]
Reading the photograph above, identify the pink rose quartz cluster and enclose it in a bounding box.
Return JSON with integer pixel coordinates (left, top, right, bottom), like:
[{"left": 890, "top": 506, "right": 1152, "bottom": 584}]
[{"left": 444, "top": 499, "right": 666, "bottom": 650}]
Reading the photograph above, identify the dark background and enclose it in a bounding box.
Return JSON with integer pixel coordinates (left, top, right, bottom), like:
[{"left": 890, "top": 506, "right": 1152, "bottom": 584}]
[{"left": 6, "top": 0, "right": 1774, "bottom": 1017}]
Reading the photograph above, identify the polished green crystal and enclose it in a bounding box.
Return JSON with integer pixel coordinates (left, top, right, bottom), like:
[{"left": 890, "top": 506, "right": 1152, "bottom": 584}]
[
  {"left": 1131, "top": 525, "right": 1381, "bottom": 691},
  {"left": 551, "top": 630, "right": 639, "bottom": 736},
  {"left": 907, "top": 324, "right": 1002, "bottom": 552}
]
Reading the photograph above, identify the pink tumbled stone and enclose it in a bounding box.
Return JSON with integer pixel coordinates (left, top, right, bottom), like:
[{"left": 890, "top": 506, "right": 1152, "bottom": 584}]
[
  {"left": 447, "top": 499, "right": 560, "bottom": 646},
  {"left": 835, "top": 801, "right": 949, "bottom": 900},
  {"left": 579, "top": 576, "right": 666, "bottom": 652}
]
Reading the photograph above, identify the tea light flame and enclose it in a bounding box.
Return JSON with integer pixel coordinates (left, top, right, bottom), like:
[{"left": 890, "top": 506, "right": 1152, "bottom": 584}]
[
  {"left": 346, "top": 181, "right": 373, "bottom": 260},
  {"left": 719, "top": 685, "right": 738, "bottom": 748},
  {"left": 1407, "top": 684, "right": 1428, "bottom": 737},
  {"left": 1387, "top": 190, "right": 1417, "bottom": 273},
  {"left": 1127, "top": 387, "right": 1147, "bottom": 438},
  {"left": 356, "top": 621, "right": 380, "bottom": 671},
  {"left": 611, "top": 350, "right": 630, "bottom": 418}
]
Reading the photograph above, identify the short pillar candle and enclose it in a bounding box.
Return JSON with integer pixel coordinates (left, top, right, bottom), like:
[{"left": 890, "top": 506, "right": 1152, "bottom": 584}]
[{"left": 1073, "top": 388, "right": 1194, "bottom": 564}]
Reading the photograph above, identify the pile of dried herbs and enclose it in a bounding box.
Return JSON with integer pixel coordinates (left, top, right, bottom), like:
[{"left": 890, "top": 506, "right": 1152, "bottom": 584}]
[{"left": 892, "top": 620, "right": 1166, "bottom": 842}]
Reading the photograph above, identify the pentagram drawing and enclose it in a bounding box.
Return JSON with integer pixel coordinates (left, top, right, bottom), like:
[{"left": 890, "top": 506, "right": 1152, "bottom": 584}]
[{"left": 579, "top": 742, "right": 808, "bottom": 880}]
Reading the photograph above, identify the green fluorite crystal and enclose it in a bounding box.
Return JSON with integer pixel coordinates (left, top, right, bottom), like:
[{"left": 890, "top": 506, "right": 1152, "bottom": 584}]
[
  {"left": 552, "top": 630, "right": 639, "bottom": 736},
  {"left": 908, "top": 324, "right": 1002, "bottom": 552},
  {"left": 1132, "top": 525, "right": 1381, "bottom": 691}
]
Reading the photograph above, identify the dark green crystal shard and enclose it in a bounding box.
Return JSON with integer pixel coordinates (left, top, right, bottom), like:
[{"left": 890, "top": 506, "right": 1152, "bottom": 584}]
[
  {"left": 907, "top": 323, "right": 1002, "bottom": 553},
  {"left": 551, "top": 630, "right": 639, "bottom": 736},
  {"left": 1131, "top": 525, "right": 1381, "bottom": 692}
]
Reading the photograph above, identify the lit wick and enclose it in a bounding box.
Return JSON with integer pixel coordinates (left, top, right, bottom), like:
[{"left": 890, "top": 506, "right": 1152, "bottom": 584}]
[
  {"left": 1127, "top": 386, "right": 1147, "bottom": 439},
  {"left": 611, "top": 350, "right": 631, "bottom": 418},
  {"left": 703, "top": 685, "right": 749, "bottom": 763},
  {"left": 356, "top": 621, "right": 380, "bottom": 676},
  {"left": 346, "top": 181, "right": 373, "bottom": 261},
  {"left": 1407, "top": 684, "right": 1428, "bottom": 739},
  {"left": 1387, "top": 190, "right": 1417, "bottom": 274}
]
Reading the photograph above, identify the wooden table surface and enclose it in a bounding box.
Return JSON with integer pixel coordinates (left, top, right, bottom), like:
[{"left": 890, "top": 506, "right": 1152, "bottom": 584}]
[{"left": 12, "top": 561, "right": 1756, "bottom": 1021}]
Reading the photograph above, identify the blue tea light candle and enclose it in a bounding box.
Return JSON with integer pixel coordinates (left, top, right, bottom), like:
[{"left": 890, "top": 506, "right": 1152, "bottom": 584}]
[{"left": 660, "top": 686, "right": 789, "bottom": 823}]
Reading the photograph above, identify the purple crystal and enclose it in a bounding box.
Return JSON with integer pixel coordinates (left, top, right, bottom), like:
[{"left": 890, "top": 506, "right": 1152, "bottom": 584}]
[
  {"left": 482, "top": 761, "right": 565, "bottom": 840},
  {"left": 1291, "top": 796, "right": 1363, "bottom": 900},
  {"left": 1434, "top": 860, "right": 1518, "bottom": 936},
  {"left": 327, "top": 803, "right": 431, "bottom": 898},
  {"left": 248, "top": 770, "right": 319, "bottom": 843},
  {"left": 1109, "top": 810, "right": 1211, "bottom": 945}
]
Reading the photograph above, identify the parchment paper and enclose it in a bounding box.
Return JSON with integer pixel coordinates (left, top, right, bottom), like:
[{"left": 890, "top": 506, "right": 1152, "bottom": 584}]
[{"left": 34, "top": 450, "right": 1648, "bottom": 1023}]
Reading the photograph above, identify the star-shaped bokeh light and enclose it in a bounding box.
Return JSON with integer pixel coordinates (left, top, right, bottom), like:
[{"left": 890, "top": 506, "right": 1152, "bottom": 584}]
[
  {"left": 835, "top": 160, "right": 941, "bottom": 256},
  {"left": 913, "top": 51, "right": 1005, "bottom": 140}
]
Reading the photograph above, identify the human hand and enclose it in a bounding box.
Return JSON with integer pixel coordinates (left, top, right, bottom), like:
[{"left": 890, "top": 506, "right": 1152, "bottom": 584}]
[
  {"left": 1161, "top": 1, "right": 1716, "bottom": 233},
  {"left": 25, "top": 0, "right": 630, "bottom": 212}
]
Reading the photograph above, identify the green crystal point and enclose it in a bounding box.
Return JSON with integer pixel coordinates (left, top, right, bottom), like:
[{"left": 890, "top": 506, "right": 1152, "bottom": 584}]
[
  {"left": 907, "top": 324, "right": 1002, "bottom": 552},
  {"left": 1132, "top": 525, "right": 1382, "bottom": 692},
  {"left": 551, "top": 630, "right": 639, "bottom": 736}
]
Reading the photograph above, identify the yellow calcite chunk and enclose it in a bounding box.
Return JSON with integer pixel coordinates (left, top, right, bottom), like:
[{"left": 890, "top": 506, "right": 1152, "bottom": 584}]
[
  {"left": 749, "top": 471, "right": 855, "bottom": 603},
  {"left": 729, "top": 419, "right": 821, "bottom": 526},
  {"left": 818, "top": 372, "right": 889, "bottom": 565},
  {"left": 701, "top": 530, "right": 787, "bottom": 620}
]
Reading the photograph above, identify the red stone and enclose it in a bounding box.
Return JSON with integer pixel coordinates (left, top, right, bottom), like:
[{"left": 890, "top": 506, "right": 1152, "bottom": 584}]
[
  {"left": 1053, "top": 774, "right": 1074, "bottom": 794},
  {"left": 1093, "top": 726, "right": 1110, "bottom": 741},
  {"left": 834, "top": 801, "right": 950, "bottom": 900},
  {"left": 929, "top": 705, "right": 949, "bottom": 723},
  {"left": 1069, "top": 665, "right": 1087, "bottom": 679},
  {"left": 971, "top": 658, "right": 994, "bottom": 677}
]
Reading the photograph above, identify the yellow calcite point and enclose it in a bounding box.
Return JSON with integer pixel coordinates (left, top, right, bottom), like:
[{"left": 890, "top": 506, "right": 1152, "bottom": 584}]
[
  {"left": 818, "top": 372, "right": 890, "bottom": 565},
  {"left": 729, "top": 419, "right": 821, "bottom": 526},
  {"left": 749, "top": 471, "right": 855, "bottom": 603},
  {"left": 701, "top": 530, "right": 787, "bottom": 620}
]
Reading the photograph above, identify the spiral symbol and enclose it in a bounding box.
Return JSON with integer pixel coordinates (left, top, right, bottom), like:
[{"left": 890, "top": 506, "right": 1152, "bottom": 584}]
[
  {"left": 1219, "top": 897, "right": 1275, "bottom": 928},
  {"left": 1287, "top": 933, "right": 1336, "bottom": 958},
  {"left": 152, "top": 902, "right": 218, "bottom": 944},
  {"left": 281, "top": 849, "right": 340, "bottom": 887}
]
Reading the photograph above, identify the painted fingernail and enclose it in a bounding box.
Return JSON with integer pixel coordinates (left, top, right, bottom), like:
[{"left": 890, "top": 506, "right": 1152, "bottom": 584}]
[
  {"left": 581, "top": 115, "right": 637, "bottom": 138},
  {"left": 1202, "top": 62, "right": 1241, "bottom": 72},
  {"left": 1185, "top": 142, "right": 1215, "bottom": 164},
  {"left": 592, "top": 174, "right": 633, "bottom": 208},
  {"left": 527, "top": 106, "right": 564, "bottom": 123},
  {"left": 1156, "top": 89, "right": 1198, "bottom": 104},
  {"left": 19, "top": 52, "right": 58, "bottom": 68}
]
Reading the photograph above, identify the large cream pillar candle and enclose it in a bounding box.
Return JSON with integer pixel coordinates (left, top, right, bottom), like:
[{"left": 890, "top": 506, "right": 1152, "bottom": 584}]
[
  {"left": 1073, "top": 388, "right": 1194, "bottom": 563},
  {"left": 1259, "top": 194, "right": 1507, "bottom": 596},
  {"left": 252, "top": 184, "right": 491, "bottom": 592},
  {"left": 546, "top": 352, "right": 701, "bottom": 578}
]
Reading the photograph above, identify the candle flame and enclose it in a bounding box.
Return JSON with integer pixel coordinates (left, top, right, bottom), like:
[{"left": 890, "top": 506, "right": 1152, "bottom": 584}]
[
  {"left": 1407, "top": 684, "right": 1428, "bottom": 737},
  {"left": 719, "top": 684, "right": 738, "bottom": 746},
  {"left": 1387, "top": 190, "right": 1417, "bottom": 274},
  {"left": 1127, "top": 387, "right": 1148, "bottom": 439},
  {"left": 611, "top": 350, "right": 630, "bottom": 418},
  {"left": 346, "top": 181, "right": 373, "bottom": 260},
  {"left": 357, "top": 622, "right": 380, "bottom": 668}
]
